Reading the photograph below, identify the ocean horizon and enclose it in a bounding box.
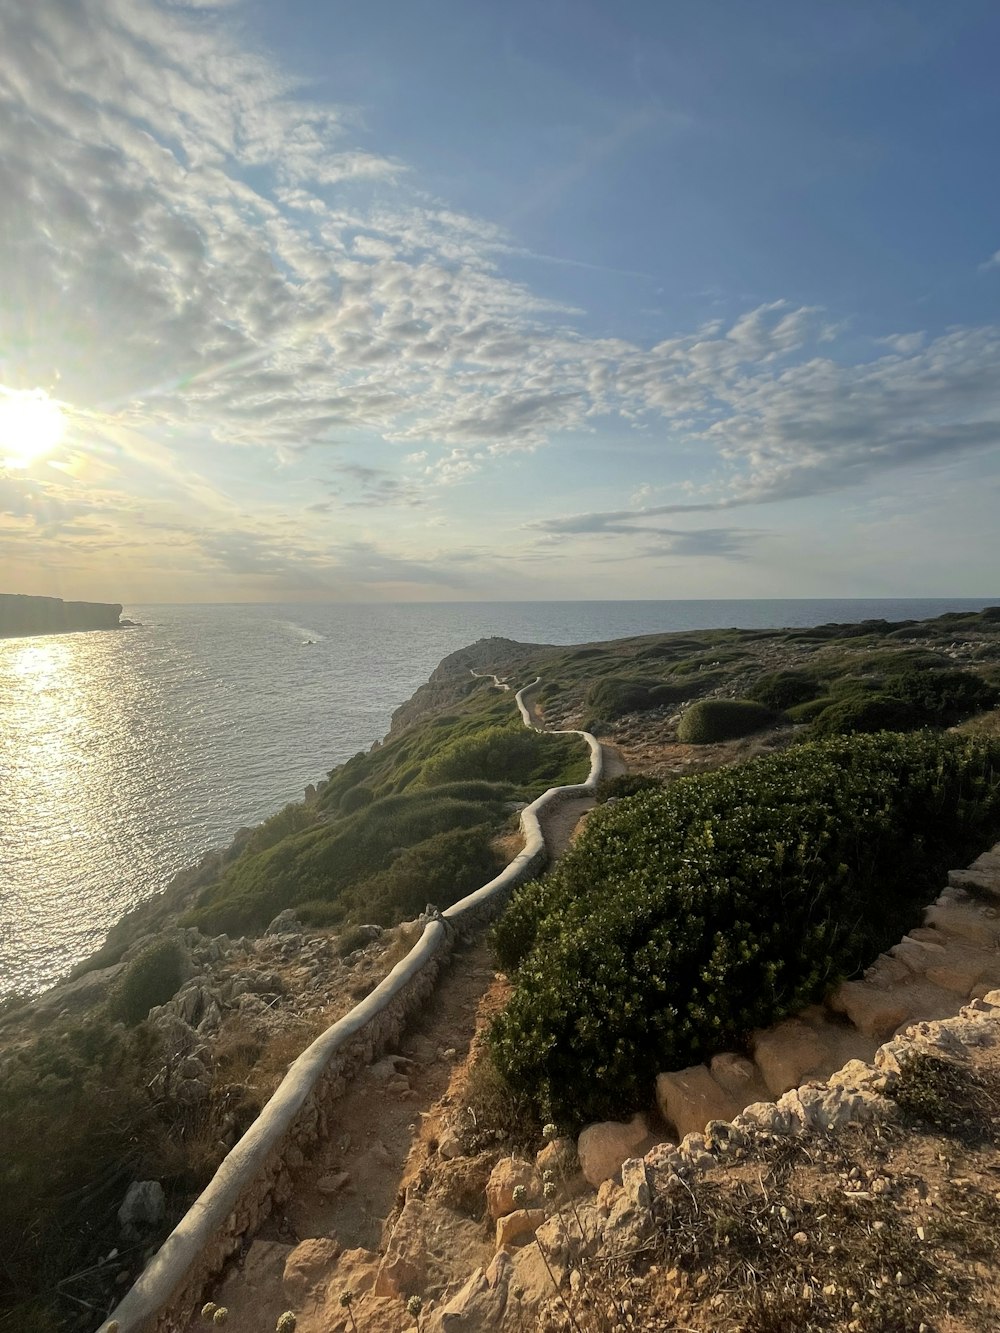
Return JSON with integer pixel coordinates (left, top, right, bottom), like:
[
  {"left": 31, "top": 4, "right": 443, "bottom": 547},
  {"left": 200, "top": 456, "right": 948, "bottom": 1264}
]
[{"left": 2, "top": 596, "right": 997, "bottom": 995}]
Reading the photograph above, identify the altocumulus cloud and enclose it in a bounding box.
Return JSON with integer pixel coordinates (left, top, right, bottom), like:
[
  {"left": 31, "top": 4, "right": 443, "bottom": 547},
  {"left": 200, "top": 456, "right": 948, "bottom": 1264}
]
[{"left": 1, "top": 0, "right": 1000, "bottom": 564}]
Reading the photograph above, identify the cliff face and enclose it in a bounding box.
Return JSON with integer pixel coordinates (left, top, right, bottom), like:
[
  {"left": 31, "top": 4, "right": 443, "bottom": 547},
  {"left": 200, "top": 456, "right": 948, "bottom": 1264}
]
[{"left": 0, "top": 593, "right": 123, "bottom": 637}]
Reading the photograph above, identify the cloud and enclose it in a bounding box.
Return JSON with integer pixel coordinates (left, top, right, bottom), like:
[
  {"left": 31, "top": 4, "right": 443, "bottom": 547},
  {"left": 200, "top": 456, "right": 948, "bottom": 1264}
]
[
  {"left": 979, "top": 249, "right": 1000, "bottom": 272},
  {"left": 1, "top": 0, "right": 999, "bottom": 572}
]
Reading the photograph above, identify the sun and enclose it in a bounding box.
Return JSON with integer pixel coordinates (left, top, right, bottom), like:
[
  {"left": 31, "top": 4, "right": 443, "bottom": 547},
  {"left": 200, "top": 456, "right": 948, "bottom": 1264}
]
[{"left": 0, "top": 387, "right": 67, "bottom": 468}]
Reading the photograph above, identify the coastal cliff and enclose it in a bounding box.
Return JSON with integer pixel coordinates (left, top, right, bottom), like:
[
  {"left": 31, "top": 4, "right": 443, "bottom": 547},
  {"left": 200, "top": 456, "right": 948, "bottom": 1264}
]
[{"left": 0, "top": 592, "right": 123, "bottom": 637}]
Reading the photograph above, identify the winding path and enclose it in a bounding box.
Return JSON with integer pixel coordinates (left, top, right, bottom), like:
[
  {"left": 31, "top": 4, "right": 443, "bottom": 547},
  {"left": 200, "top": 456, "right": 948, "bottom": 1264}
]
[{"left": 104, "top": 674, "right": 619, "bottom": 1333}]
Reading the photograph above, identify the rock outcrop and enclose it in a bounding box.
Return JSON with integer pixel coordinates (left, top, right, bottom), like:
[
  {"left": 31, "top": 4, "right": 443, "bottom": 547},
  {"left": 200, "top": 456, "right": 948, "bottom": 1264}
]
[{"left": 0, "top": 592, "right": 123, "bottom": 636}]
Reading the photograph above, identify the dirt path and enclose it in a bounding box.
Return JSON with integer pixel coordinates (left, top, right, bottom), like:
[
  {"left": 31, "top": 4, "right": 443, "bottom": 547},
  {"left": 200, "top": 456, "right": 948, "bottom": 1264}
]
[
  {"left": 193, "top": 940, "right": 499, "bottom": 1332},
  {"left": 194, "top": 712, "right": 619, "bottom": 1329}
]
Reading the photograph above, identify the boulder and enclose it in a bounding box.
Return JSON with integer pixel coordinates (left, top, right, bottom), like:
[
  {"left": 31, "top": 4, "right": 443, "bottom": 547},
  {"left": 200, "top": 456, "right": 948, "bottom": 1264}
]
[
  {"left": 283, "top": 1237, "right": 342, "bottom": 1302},
  {"left": 425, "top": 1250, "right": 514, "bottom": 1331},
  {"left": 374, "top": 1197, "right": 430, "bottom": 1298},
  {"left": 827, "top": 980, "right": 913, "bottom": 1039},
  {"left": 495, "top": 1208, "right": 546, "bottom": 1250},
  {"left": 829, "top": 977, "right": 959, "bottom": 1039},
  {"left": 889, "top": 935, "right": 947, "bottom": 975},
  {"left": 655, "top": 1064, "right": 739, "bottom": 1138},
  {"left": 485, "top": 1158, "right": 540, "bottom": 1220},
  {"left": 577, "top": 1113, "right": 654, "bottom": 1187},
  {"left": 751, "top": 1019, "right": 837, "bottom": 1097},
  {"left": 266, "top": 909, "right": 304, "bottom": 935},
  {"left": 709, "top": 1052, "right": 770, "bottom": 1107},
  {"left": 118, "top": 1180, "right": 165, "bottom": 1242}
]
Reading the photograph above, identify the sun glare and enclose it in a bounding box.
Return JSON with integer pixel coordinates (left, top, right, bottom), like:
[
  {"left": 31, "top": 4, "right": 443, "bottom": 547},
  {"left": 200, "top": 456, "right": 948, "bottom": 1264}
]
[{"left": 0, "top": 387, "right": 67, "bottom": 468}]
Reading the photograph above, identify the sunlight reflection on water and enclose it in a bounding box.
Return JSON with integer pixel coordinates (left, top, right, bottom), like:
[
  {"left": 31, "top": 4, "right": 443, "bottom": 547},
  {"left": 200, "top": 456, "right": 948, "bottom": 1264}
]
[{"left": 2, "top": 597, "right": 996, "bottom": 996}]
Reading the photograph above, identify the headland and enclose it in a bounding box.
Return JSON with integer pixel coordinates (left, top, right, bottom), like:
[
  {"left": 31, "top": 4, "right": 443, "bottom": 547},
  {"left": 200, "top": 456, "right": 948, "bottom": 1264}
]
[{"left": 0, "top": 592, "right": 124, "bottom": 637}]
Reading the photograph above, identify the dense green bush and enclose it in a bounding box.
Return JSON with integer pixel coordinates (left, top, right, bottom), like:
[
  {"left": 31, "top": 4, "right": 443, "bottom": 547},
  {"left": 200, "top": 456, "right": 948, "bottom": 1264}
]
[
  {"left": 585, "top": 677, "right": 654, "bottom": 718},
  {"left": 785, "top": 697, "right": 834, "bottom": 723},
  {"left": 109, "top": 939, "right": 185, "bottom": 1024},
  {"left": 340, "top": 783, "right": 374, "bottom": 812},
  {"left": 810, "top": 694, "right": 922, "bottom": 736},
  {"left": 748, "top": 671, "right": 820, "bottom": 712},
  {"left": 676, "top": 698, "right": 778, "bottom": 743},
  {"left": 351, "top": 824, "right": 503, "bottom": 925},
  {"left": 420, "top": 725, "right": 540, "bottom": 785},
  {"left": 886, "top": 669, "right": 999, "bottom": 726},
  {"left": 184, "top": 783, "right": 514, "bottom": 934},
  {"left": 596, "top": 773, "right": 666, "bottom": 802},
  {"left": 490, "top": 732, "right": 1000, "bottom": 1123}
]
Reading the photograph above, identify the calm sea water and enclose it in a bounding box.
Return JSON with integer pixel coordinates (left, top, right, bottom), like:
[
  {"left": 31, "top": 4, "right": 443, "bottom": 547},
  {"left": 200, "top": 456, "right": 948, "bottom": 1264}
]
[{"left": 1, "top": 598, "right": 996, "bottom": 996}]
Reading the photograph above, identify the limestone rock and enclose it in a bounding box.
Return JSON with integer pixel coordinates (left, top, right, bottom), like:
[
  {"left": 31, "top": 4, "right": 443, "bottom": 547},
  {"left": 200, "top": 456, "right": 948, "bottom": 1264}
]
[
  {"left": 535, "top": 1136, "right": 577, "bottom": 1179},
  {"left": 266, "top": 909, "right": 304, "bottom": 935},
  {"left": 317, "top": 1171, "right": 351, "bottom": 1195},
  {"left": 709, "top": 1051, "right": 770, "bottom": 1106},
  {"left": 437, "top": 1129, "right": 466, "bottom": 1160},
  {"left": 283, "top": 1237, "right": 342, "bottom": 1301},
  {"left": 374, "top": 1197, "right": 430, "bottom": 1297},
  {"left": 924, "top": 895, "right": 1000, "bottom": 949},
  {"left": 577, "top": 1113, "right": 654, "bottom": 1187},
  {"left": 656, "top": 1064, "right": 739, "bottom": 1138},
  {"left": 751, "top": 1019, "right": 835, "bottom": 1096},
  {"left": 495, "top": 1207, "right": 546, "bottom": 1249},
  {"left": 426, "top": 1250, "right": 513, "bottom": 1331},
  {"left": 117, "top": 1180, "right": 165, "bottom": 1242},
  {"left": 485, "top": 1158, "right": 540, "bottom": 1219},
  {"left": 827, "top": 981, "right": 915, "bottom": 1039},
  {"left": 889, "top": 934, "right": 947, "bottom": 974}
]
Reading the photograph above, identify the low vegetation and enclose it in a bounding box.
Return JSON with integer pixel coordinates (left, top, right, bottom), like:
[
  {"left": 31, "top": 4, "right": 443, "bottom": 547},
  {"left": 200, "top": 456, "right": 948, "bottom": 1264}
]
[
  {"left": 490, "top": 732, "right": 1000, "bottom": 1123},
  {"left": 676, "top": 697, "right": 778, "bottom": 743},
  {"left": 185, "top": 688, "right": 589, "bottom": 935}
]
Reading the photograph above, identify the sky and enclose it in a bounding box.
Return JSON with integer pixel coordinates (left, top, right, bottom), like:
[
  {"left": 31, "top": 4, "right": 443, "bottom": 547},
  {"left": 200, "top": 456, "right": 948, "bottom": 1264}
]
[{"left": 1, "top": 0, "right": 999, "bottom": 604}]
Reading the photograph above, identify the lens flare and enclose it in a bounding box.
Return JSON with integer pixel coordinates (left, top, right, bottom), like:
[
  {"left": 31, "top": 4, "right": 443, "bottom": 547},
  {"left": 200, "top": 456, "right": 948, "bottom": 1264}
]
[{"left": 0, "top": 387, "right": 67, "bottom": 468}]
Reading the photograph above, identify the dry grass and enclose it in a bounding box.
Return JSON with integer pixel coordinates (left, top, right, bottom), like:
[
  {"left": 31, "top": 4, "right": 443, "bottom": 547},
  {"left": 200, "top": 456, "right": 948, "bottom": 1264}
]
[{"left": 550, "top": 1047, "right": 1000, "bottom": 1333}]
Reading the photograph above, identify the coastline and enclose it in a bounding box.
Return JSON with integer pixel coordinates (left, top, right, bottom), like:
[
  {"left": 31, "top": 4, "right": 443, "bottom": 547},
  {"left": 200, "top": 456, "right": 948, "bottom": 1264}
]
[{"left": 0, "top": 591, "right": 124, "bottom": 637}]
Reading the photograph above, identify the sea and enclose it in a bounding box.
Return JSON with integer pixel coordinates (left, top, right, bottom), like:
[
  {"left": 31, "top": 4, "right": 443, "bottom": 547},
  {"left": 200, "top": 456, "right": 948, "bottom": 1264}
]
[{"left": 1, "top": 597, "right": 996, "bottom": 997}]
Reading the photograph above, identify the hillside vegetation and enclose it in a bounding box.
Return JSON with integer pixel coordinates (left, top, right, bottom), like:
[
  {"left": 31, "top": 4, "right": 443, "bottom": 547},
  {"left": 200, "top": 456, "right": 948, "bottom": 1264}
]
[
  {"left": 491, "top": 731, "right": 1000, "bottom": 1123},
  {"left": 7, "top": 606, "right": 1000, "bottom": 1330},
  {"left": 184, "top": 682, "right": 588, "bottom": 935}
]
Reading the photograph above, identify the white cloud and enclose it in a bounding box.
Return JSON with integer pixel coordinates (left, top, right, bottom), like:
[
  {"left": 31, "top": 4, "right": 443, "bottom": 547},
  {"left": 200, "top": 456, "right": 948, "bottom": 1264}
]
[{"left": 1, "top": 0, "right": 999, "bottom": 586}]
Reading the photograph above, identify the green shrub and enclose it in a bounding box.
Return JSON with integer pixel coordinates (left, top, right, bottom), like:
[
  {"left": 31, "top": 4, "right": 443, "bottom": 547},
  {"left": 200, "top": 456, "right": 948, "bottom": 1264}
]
[
  {"left": 420, "top": 725, "right": 540, "bottom": 785},
  {"left": 353, "top": 824, "right": 504, "bottom": 925},
  {"left": 489, "top": 732, "right": 1000, "bottom": 1123},
  {"left": 748, "top": 671, "right": 820, "bottom": 712},
  {"left": 786, "top": 697, "right": 834, "bottom": 723},
  {"left": 595, "top": 773, "right": 665, "bottom": 802},
  {"left": 585, "top": 677, "right": 653, "bottom": 718},
  {"left": 184, "top": 782, "right": 517, "bottom": 935},
  {"left": 677, "top": 698, "right": 778, "bottom": 743},
  {"left": 340, "top": 783, "right": 374, "bottom": 812},
  {"left": 810, "top": 694, "right": 922, "bottom": 737},
  {"left": 885, "top": 669, "right": 999, "bottom": 726},
  {"left": 240, "top": 801, "right": 316, "bottom": 856},
  {"left": 109, "top": 939, "right": 185, "bottom": 1024}
]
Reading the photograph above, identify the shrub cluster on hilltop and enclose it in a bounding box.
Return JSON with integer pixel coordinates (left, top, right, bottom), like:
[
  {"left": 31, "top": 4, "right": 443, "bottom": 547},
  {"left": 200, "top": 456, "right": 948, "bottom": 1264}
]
[{"left": 490, "top": 732, "right": 1000, "bottom": 1124}]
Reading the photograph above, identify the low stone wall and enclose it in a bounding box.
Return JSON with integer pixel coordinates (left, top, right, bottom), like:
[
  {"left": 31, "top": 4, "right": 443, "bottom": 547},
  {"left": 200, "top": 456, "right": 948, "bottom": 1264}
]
[{"left": 99, "top": 684, "right": 602, "bottom": 1333}]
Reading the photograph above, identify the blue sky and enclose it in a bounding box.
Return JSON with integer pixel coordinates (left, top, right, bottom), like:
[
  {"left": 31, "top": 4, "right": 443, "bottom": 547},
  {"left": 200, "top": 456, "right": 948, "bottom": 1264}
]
[{"left": 0, "top": 0, "right": 998, "bottom": 601}]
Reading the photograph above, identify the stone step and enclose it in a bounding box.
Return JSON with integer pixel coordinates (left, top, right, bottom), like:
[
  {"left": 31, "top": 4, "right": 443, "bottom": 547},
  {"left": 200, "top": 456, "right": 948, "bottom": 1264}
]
[{"left": 923, "top": 895, "right": 1000, "bottom": 950}]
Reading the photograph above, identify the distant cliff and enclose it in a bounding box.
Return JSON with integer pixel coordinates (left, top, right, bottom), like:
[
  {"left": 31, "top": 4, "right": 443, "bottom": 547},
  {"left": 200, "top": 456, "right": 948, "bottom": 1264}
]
[{"left": 0, "top": 593, "right": 123, "bottom": 638}]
